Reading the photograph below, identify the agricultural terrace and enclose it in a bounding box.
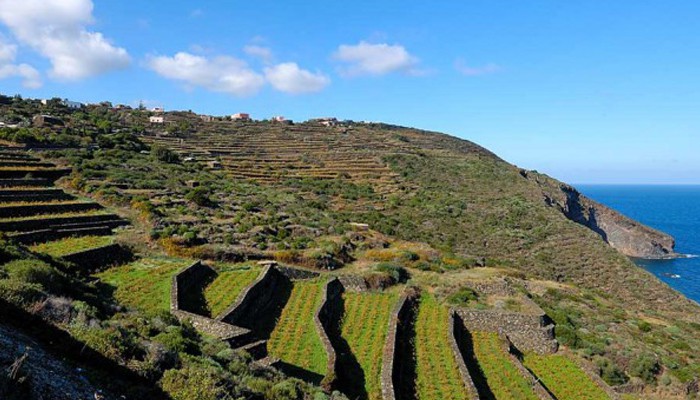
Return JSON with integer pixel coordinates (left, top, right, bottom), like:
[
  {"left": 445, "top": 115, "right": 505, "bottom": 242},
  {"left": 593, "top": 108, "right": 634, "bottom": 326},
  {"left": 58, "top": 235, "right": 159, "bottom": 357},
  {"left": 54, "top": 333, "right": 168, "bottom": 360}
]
[
  {"left": 95, "top": 257, "right": 192, "bottom": 313},
  {"left": 29, "top": 235, "right": 114, "bottom": 257},
  {"left": 267, "top": 279, "right": 328, "bottom": 376},
  {"left": 0, "top": 209, "right": 110, "bottom": 222},
  {"left": 523, "top": 354, "right": 610, "bottom": 400},
  {"left": 415, "top": 294, "right": 470, "bottom": 400},
  {"left": 203, "top": 264, "right": 261, "bottom": 317},
  {"left": 341, "top": 291, "right": 399, "bottom": 400},
  {"left": 471, "top": 331, "right": 538, "bottom": 400}
]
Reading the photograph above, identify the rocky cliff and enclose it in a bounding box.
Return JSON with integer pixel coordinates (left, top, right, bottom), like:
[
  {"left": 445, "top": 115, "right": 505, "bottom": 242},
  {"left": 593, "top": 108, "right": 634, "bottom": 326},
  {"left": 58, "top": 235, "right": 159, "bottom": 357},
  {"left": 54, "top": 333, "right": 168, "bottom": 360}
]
[{"left": 525, "top": 170, "right": 677, "bottom": 259}]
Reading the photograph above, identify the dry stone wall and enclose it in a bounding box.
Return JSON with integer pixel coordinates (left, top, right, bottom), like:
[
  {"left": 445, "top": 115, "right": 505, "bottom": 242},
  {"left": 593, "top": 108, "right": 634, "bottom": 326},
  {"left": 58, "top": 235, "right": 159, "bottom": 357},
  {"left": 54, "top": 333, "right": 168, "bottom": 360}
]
[
  {"left": 171, "top": 310, "right": 251, "bottom": 345},
  {"left": 498, "top": 333, "right": 555, "bottom": 400},
  {"left": 276, "top": 265, "right": 320, "bottom": 280},
  {"left": 337, "top": 275, "right": 368, "bottom": 292},
  {"left": 216, "top": 266, "right": 282, "bottom": 325},
  {"left": 314, "top": 278, "right": 344, "bottom": 391},
  {"left": 62, "top": 243, "right": 133, "bottom": 274},
  {"left": 381, "top": 290, "right": 418, "bottom": 400},
  {"left": 453, "top": 302, "right": 557, "bottom": 355},
  {"left": 448, "top": 311, "right": 480, "bottom": 399},
  {"left": 0, "top": 202, "right": 103, "bottom": 218},
  {"left": 169, "top": 261, "right": 215, "bottom": 312}
]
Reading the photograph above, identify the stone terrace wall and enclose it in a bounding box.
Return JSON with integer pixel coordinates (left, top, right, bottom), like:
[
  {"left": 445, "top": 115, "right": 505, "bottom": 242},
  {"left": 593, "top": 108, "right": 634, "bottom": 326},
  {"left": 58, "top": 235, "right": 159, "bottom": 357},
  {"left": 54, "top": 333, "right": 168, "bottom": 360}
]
[
  {"left": 216, "top": 266, "right": 283, "bottom": 325},
  {"left": 171, "top": 309, "right": 251, "bottom": 346},
  {"left": 337, "top": 275, "right": 368, "bottom": 292},
  {"left": 0, "top": 202, "right": 102, "bottom": 218},
  {"left": 11, "top": 226, "right": 115, "bottom": 245},
  {"left": 314, "top": 278, "right": 344, "bottom": 391},
  {"left": 498, "top": 333, "right": 555, "bottom": 400},
  {"left": 448, "top": 311, "right": 480, "bottom": 399},
  {"left": 276, "top": 265, "right": 320, "bottom": 280},
  {"left": 62, "top": 243, "right": 133, "bottom": 274},
  {"left": 170, "top": 261, "right": 215, "bottom": 311},
  {"left": 381, "top": 291, "right": 417, "bottom": 400},
  {"left": 454, "top": 303, "right": 558, "bottom": 355}
]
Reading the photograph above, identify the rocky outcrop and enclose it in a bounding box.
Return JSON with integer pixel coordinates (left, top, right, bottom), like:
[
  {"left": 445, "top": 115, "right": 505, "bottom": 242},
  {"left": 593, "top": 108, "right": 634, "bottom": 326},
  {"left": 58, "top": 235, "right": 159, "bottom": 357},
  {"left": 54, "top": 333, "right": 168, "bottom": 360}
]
[{"left": 526, "top": 171, "right": 677, "bottom": 259}]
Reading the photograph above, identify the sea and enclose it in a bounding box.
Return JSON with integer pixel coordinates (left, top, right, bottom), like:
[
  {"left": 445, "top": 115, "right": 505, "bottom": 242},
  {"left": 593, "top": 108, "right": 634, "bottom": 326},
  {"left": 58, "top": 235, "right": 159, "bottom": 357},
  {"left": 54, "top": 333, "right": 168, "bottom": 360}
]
[{"left": 577, "top": 185, "right": 700, "bottom": 304}]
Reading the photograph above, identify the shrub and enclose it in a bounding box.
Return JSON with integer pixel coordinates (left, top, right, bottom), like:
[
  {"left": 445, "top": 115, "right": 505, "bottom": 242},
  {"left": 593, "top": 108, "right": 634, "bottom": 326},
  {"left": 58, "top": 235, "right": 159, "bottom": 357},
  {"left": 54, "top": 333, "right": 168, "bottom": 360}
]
[
  {"left": 3, "top": 259, "right": 62, "bottom": 292},
  {"left": 630, "top": 354, "right": 661, "bottom": 384},
  {"left": 152, "top": 146, "right": 180, "bottom": 163},
  {"left": 153, "top": 326, "right": 200, "bottom": 355},
  {"left": 594, "top": 357, "right": 628, "bottom": 386},
  {"left": 186, "top": 187, "right": 212, "bottom": 207},
  {"left": 373, "top": 262, "right": 408, "bottom": 283},
  {"left": 160, "top": 363, "right": 231, "bottom": 400},
  {"left": 0, "top": 279, "right": 44, "bottom": 306},
  {"left": 447, "top": 288, "right": 479, "bottom": 306}
]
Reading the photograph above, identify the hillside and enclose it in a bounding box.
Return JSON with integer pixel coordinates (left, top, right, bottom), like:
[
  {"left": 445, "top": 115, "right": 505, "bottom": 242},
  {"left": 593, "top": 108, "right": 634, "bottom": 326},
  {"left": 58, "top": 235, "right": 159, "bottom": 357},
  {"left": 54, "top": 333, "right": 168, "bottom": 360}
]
[{"left": 1, "top": 95, "right": 699, "bottom": 399}]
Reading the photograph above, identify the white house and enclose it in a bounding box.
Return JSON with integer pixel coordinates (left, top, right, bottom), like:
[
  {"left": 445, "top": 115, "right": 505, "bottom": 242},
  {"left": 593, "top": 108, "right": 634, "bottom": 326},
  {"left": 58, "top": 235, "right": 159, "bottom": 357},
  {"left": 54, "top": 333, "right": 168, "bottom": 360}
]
[
  {"left": 152, "top": 107, "right": 165, "bottom": 113},
  {"left": 232, "top": 113, "right": 250, "bottom": 121},
  {"left": 149, "top": 116, "right": 164, "bottom": 124},
  {"left": 62, "top": 99, "right": 83, "bottom": 109}
]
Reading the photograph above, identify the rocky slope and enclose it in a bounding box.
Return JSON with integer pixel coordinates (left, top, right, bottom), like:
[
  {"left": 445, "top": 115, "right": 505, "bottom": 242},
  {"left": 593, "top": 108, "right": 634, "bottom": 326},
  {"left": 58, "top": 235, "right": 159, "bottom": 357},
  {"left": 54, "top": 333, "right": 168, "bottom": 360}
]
[{"left": 525, "top": 171, "right": 677, "bottom": 259}]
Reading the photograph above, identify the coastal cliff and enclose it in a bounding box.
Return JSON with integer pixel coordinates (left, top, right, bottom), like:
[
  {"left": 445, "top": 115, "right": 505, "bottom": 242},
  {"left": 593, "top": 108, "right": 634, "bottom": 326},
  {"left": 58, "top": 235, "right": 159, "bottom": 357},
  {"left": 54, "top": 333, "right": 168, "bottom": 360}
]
[{"left": 524, "top": 170, "right": 677, "bottom": 259}]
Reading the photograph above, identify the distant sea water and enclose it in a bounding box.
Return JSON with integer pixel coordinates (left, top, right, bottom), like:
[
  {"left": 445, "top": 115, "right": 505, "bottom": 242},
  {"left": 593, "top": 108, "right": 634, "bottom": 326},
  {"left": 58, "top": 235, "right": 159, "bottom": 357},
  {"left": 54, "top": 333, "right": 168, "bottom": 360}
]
[{"left": 577, "top": 185, "right": 700, "bottom": 304}]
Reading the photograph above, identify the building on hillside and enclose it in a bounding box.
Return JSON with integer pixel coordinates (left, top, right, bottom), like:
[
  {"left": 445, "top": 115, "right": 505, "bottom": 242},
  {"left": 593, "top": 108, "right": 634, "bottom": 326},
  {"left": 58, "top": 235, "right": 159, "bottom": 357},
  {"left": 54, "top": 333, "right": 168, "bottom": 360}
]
[
  {"left": 149, "top": 116, "right": 164, "bottom": 124},
  {"left": 207, "top": 160, "right": 222, "bottom": 170},
  {"left": 152, "top": 107, "right": 165, "bottom": 113},
  {"left": 200, "top": 115, "right": 214, "bottom": 122},
  {"left": 32, "top": 115, "right": 64, "bottom": 127},
  {"left": 310, "top": 117, "right": 338, "bottom": 127},
  {"left": 231, "top": 113, "right": 250, "bottom": 121},
  {"left": 62, "top": 99, "right": 83, "bottom": 109}
]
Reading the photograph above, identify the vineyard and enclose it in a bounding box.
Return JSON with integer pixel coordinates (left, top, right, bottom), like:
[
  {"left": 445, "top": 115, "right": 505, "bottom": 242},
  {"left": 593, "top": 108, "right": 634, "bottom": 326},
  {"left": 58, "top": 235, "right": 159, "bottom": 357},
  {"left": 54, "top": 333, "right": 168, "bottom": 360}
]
[
  {"left": 203, "top": 264, "right": 261, "bottom": 317},
  {"left": 29, "top": 235, "right": 114, "bottom": 257},
  {"left": 267, "top": 279, "right": 328, "bottom": 377},
  {"left": 415, "top": 294, "right": 470, "bottom": 400},
  {"left": 96, "top": 257, "right": 191, "bottom": 313},
  {"left": 340, "top": 291, "right": 398, "bottom": 400},
  {"left": 523, "top": 354, "right": 609, "bottom": 400},
  {"left": 470, "top": 331, "right": 538, "bottom": 400}
]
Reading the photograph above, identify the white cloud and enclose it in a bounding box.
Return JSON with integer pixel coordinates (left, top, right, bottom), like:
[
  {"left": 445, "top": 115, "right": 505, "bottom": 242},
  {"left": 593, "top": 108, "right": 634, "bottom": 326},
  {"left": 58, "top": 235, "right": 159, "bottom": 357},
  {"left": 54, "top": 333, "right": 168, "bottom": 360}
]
[
  {"left": 455, "top": 59, "right": 502, "bottom": 76},
  {"left": 333, "top": 41, "right": 418, "bottom": 76},
  {"left": 0, "top": 36, "right": 41, "bottom": 88},
  {"left": 0, "top": 0, "right": 130, "bottom": 80},
  {"left": 147, "top": 52, "right": 265, "bottom": 97},
  {"left": 244, "top": 45, "right": 273, "bottom": 63},
  {"left": 264, "top": 62, "right": 330, "bottom": 94}
]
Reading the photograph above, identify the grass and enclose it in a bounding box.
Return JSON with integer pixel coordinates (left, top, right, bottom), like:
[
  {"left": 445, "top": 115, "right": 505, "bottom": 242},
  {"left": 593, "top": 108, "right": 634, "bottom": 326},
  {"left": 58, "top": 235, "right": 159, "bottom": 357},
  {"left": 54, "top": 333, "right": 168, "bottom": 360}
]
[
  {"left": 341, "top": 291, "right": 398, "bottom": 400},
  {"left": 523, "top": 354, "right": 610, "bottom": 400},
  {"left": 415, "top": 294, "right": 470, "bottom": 400},
  {"left": 0, "top": 200, "right": 91, "bottom": 208},
  {"left": 471, "top": 331, "right": 538, "bottom": 400},
  {"left": 203, "top": 264, "right": 261, "bottom": 317},
  {"left": 29, "top": 235, "right": 114, "bottom": 257},
  {"left": 95, "top": 257, "right": 191, "bottom": 313},
  {"left": 267, "top": 279, "right": 327, "bottom": 376}
]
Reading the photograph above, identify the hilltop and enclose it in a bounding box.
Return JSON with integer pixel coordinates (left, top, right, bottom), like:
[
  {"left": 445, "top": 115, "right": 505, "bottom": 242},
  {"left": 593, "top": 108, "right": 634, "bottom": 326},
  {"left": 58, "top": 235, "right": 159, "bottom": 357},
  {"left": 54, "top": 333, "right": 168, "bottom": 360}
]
[{"left": 0, "top": 94, "right": 699, "bottom": 399}]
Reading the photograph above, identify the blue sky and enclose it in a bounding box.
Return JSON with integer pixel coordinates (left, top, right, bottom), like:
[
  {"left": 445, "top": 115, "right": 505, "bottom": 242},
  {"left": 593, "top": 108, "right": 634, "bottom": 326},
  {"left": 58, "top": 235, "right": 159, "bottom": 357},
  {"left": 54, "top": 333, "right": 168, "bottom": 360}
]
[{"left": 0, "top": 1, "right": 699, "bottom": 184}]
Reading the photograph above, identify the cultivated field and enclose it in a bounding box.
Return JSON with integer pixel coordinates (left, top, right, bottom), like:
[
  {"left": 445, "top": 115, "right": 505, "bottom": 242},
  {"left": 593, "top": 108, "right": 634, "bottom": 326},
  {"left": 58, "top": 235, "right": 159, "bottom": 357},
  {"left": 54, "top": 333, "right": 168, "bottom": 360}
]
[
  {"left": 203, "top": 264, "right": 261, "bottom": 317},
  {"left": 267, "top": 279, "right": 327, "bottom": 376},
  {"left": 471, "top": 331, "right": 538, "bottom": 400},
  {"left": 341, "top": 291, "right": 398, "bottom": 400},
  {"left": 523, "top": 354, "right": 609, "bottom": 400},
  {"left": 96, "top": 257, "right": 191, "bottom": 313},
  {"left": 415, "top": 294, "right": 470, "bottom": 400},
  {"left": 29, "top": 235, "right": 114, "bottom": 257}
]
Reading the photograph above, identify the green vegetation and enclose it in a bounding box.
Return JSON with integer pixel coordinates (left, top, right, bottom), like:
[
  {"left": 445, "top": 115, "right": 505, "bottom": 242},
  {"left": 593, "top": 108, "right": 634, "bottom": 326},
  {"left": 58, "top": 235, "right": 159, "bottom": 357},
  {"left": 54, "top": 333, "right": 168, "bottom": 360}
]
[
  {"left": 268, "top": 280, "right": 327, "bottom": 376},
  {"left": 95, "top": 257, "right": 189, "bottom": 313},
  {"left": 523, "top": 354, "right": 609, "bottom": 400},
  {"left": 415, "top": 294, "right": 469, "bottom": 400},
  {"left": 203, "top": 264, "right": 261, "bottom": 317},
  {"left": 341, "top": 291, "right": 398, "bottom": 400},
  {"left": 29, "top": 235, "right": 114, "bottom": 257},
  {"left": 471, "top": 331, "right": 538, "bottom": 400}
]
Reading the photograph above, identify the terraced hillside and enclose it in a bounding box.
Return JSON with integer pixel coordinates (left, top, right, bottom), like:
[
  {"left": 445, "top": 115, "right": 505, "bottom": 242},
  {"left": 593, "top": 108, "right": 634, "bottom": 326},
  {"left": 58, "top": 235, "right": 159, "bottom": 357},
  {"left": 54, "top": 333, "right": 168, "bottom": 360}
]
[{"left": 0, "top": 149, "right": 128, "bottom": 255}]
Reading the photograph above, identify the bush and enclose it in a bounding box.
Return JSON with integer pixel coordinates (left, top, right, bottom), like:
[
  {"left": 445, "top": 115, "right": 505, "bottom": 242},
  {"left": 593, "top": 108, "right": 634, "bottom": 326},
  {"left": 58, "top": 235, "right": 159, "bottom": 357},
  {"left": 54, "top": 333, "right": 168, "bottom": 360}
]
[
  {"left": 3, "top": 259, "right": 62, "bottom": 292},
  {"left": 152, "top": 146, "right": 180, "bottom": 163},
  {"left": 0, "top": 279, "right": 44, "bottom": 306},
  {"left": 630, "top": 354, "right": 661, "bottom": 384},
  {"left": 374, "top": 262, "right": 408, "bottom": 283},
  {"left": 186, "top": 187, "right": 212, "bottom": 207},
  {"left": 160, "top": 363, "right": 232, "bottom": 400},
  {"left": 594, "top": 357, "right": 628, "bottom": 386},
  {"left": 153, "top": 326, "right": 199, "bottom": 355},
  {"left": 447, "top": 288, "right": 479, "bottom": 306}
]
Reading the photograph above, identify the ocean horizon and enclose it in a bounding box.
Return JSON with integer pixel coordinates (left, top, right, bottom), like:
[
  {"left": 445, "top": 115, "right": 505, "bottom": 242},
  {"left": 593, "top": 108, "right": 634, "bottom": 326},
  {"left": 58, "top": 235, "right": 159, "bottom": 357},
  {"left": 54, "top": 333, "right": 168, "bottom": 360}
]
[{"left": 577, "top": 184, "right": 700, "bottom": 304}]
